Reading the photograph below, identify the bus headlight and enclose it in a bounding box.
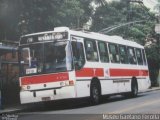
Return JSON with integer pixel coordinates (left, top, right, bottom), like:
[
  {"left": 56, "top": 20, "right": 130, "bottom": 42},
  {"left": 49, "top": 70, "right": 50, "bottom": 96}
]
[
  {"left": 21, "top": 85, "right": 31, "bottom": 91},
  {"left": 27, "top": 86, "right": 31, "bottom": 90},
  {"left": 21, "top": 85, "right": 26, "bottom": 91}
]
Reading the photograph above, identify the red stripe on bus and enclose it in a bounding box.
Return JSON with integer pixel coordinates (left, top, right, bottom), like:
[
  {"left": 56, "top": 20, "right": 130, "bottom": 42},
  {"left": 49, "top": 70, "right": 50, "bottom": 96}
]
[
  {"left": 110, "top": 69, "right": 149, "bottom": 77},
  {"left": 21, "top": 72, "right": 69, "bottom": 85},
  {"left": 76, "top": 68, "right": 104, "bottom": 77}
]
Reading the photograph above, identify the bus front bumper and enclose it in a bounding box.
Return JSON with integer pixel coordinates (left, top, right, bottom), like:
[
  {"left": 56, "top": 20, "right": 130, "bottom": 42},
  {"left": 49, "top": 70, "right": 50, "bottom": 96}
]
[{"left": 20, "top": 86, "right": 76, "bottom": 104}]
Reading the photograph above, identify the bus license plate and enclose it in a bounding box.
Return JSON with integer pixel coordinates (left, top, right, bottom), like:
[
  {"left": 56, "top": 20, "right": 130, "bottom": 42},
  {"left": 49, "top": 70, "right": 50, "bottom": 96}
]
[{"left": 42, "top": 97, "right": 51, "bottom": 101}]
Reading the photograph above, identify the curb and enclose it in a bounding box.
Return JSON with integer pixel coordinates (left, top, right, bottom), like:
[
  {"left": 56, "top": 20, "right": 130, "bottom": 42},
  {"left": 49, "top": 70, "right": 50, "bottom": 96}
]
[
  {"left": 0, "top": 105, "right": 28, "bottom": 115},
  {"left": 0, "top": 108, "right": 22, "bottom": 115},
  {"left": 139, "top": 87, "right": 160, "bottom": 94},
  {"left": 146, "top": 87, "right": 160, "bottom": 92}
]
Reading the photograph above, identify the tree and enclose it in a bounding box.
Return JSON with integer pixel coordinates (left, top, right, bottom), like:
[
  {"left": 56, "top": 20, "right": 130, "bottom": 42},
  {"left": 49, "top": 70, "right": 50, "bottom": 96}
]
[
  {"left": 154, "top": 0, "right": 160, "bottom": 13},
  {"left": 93, "top": 0, "right": 107, "bottom": 6},
  {"left": 18, "top": 0, "right": 86, "bottom": 34},
  {"left": 91, "top": 0, "right": 156, "bottom": 45},
  {"left": 56, "top": 0, "right": 85, "bottom": 28},
  {"left": 0, "top": 0, "right": 21, "bottom": 40},
  {"left": 150, "top": 0, "right": 160, "bottom": 86},
  {"left": 0, "top": 0, "right": 93, "bottom": 41}
]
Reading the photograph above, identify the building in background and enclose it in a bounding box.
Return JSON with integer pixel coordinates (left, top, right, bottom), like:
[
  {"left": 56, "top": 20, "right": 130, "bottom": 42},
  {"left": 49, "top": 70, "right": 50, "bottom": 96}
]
[{"left": 0, "top": 43, "right": 19, "bottom": 108}]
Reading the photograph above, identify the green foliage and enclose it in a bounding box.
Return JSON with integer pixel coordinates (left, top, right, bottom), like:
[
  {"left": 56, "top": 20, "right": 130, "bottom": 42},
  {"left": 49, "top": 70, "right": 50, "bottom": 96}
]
[
  {"left": 91, "top": 0, "right": 156, "bottom": 46},
  {"left": 0, "top": 0, "right": 93, "bottom": 40},
  {"left": 57, "top": 0, "right": 85, "bottom": 27},
  {"left": 0, "top": 0, "right": 21, "bottom": 40},
  {"left": 91, "top": 1, "right": 127, "bottom": 32},
  {"left": 19, "top": 0, "right": 88, "bottom": 33}
]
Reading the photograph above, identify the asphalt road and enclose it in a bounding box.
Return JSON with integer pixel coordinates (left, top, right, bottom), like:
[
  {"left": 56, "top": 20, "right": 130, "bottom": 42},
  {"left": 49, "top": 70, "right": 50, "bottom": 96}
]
[{"left": 16, "top": 90, "right": 160, "bottom": 120}]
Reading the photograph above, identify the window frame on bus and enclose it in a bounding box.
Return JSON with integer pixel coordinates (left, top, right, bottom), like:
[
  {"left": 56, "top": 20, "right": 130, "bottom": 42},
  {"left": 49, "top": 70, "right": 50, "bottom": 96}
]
[
  {"left": 84, "top": 38, "right": 99, "bottom": 62},
  {"left": 142, "top": 49, "right": 147, "bottom": 65},
  {"left": 119, "top": 45, "right": 129, "bottom": 64},
  {"left": 71, "top": 40, "right": 85, "bottom": 70},
  {"left": 108, "top": 43, "right": 120, "bottom": 63},
  {"left": 127, "top": 47, "right": 137, "bottom": 65},
  {"left": 97, "top": 41, "right": 109, "bottom": 63},
  {"left": 136, "top": 48, "right": 143, "bottom": 65}
]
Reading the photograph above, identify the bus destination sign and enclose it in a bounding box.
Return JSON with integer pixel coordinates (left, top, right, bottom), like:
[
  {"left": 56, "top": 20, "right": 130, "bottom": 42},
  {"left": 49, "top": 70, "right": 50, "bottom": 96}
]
[{"left": 20, "top": 32, "right": 68, "bottom": 45}]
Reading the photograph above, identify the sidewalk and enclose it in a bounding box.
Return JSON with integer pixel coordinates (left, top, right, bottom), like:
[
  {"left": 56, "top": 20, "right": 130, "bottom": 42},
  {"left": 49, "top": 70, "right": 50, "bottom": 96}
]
[
  {"left": 0, "top": 104, "right": 27, "bottom": 114},
  {"left": 0, "top": 87, "right": 160, "bottom": 114},
  {"left": 146, "top": 86, "right": 160, "bottom": 92}
]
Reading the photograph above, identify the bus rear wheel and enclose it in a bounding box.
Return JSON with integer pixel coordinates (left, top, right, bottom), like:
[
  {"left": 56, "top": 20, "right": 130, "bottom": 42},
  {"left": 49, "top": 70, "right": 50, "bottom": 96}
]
[
  {"left": 131, "top": 79, "right": 138, "bottom": 97},
  {"left": 90, "top": 82, "right": 101, "bottom": 105}
]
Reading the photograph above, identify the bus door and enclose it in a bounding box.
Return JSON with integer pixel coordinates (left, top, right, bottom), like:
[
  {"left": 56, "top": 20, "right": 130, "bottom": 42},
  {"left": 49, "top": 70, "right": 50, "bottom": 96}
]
[
  {"left": 71, "top": 36, "right": 85, "bottom": 69},
  {"left": 71, "top": 36, "right": 86, "bottom": 96}
]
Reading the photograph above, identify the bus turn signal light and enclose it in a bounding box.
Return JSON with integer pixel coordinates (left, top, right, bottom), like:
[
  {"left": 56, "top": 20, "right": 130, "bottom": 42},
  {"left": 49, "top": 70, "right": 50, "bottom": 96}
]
[
  {"left": 65, "top": 80, "right": 74, "bottom": 86},
  {"left": 69, "top": 80, "right": 74, "bottom": 86}
]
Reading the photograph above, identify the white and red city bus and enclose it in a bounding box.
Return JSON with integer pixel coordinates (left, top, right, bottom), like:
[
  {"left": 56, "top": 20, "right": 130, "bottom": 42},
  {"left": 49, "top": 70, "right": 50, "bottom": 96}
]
[{"left": 19, "top": 27, "right": 151, "bottom": 104}]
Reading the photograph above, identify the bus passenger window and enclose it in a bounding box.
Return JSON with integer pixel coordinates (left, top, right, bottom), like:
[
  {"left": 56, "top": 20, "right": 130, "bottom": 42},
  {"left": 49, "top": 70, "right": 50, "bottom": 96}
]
[
  {"left": 136, "top": 49, "right": 143, "bottom": 65},
  {"left": 71, "top": 41, "right": 85, "bottom": 70},
  {"left": 119, "top": 45, "right": 128, "bottom": 64},
  {"left": 142, "top": 49, "right": 147, "bottom": 65},
  {"left": 98, "top": 42, "right": 109, "bottom": 63},
  {"left": 108, "top": 44, "right": 120, "bottom": 63},
  {"left": 128, "top": 47, "right": 137, "bottom": 64},
  {"left": 85, "top": 39, "right": 99, "bottom": 62}
]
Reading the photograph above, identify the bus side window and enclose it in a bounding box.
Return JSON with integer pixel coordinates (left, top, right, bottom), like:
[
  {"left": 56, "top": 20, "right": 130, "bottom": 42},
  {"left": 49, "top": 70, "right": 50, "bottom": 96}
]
[
  {"left": 108, "top": 43, "right": 120, "bottom": 63},
  {"left": 84, "top": 39, "right": 99, "bottom": 62},
  {"left": 142, "top": 49, "right": 147, "bottom": 65},
  {"left": 71, "top": 41, "right": 85, "bottom": 70},
  {"left": 128, "top": 47, "right": 137, "bottom": 65},
  {"left": 119, "top": 45, "right": 128, "bottom": 64},
  {"left": 136, "top": 48, "right": 143, "bottom": 65},
  {"left": 98, "top": 41, "right": 109, "bottom": 63}
]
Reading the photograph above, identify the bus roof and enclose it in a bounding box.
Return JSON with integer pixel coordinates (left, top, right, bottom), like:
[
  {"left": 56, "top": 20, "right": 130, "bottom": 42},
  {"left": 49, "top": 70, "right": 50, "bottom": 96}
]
[
  {"left": 70, "top": 30, "right": 144, "bottom": 48},
  {"left": 21, "top": 27, "right": 144, "bottom": 48}
]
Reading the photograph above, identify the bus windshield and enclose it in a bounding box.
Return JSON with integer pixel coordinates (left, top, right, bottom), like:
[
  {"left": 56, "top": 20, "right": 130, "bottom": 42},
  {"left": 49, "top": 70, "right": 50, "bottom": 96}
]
[{"left": 20, "top": 40, "right": 72, "bottom": 76}]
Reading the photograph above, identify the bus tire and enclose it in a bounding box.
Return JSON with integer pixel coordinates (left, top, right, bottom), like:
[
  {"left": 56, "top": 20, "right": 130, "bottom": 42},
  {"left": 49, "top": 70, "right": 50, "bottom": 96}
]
[
  {"left": 130, "top": 78, "right": 138, "bottom": 97},
  {"left": 90, "top": 81, "right": 101, "bottom": 105}
]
